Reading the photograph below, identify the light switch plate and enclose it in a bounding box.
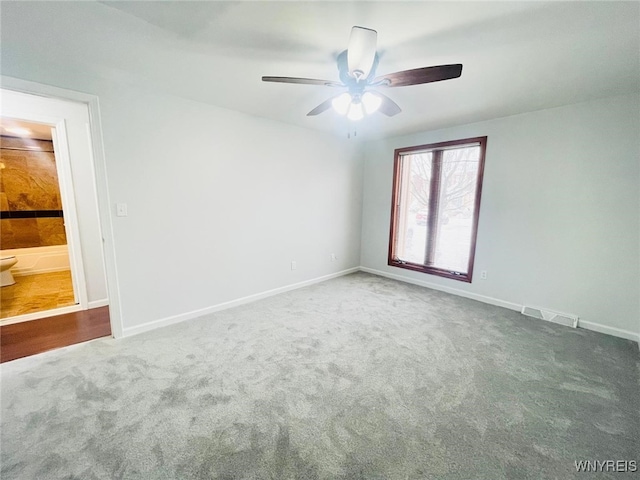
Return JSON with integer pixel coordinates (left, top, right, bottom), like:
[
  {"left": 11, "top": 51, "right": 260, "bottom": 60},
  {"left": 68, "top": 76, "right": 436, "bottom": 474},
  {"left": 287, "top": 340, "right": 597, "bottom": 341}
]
[{"left": 116, "top": 203, "right": 128, "bottom": 217}]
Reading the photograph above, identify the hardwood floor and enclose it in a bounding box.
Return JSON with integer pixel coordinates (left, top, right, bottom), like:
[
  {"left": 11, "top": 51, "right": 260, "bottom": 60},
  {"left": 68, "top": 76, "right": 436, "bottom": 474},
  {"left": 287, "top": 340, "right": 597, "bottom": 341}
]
[{"left": 0, "top": 306, "right": 111, "bottom": 363}]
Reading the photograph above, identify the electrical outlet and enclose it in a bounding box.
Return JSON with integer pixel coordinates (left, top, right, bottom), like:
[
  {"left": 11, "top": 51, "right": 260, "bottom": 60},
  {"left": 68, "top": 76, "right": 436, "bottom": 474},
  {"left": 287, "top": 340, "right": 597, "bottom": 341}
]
[
  {"left": 480, "top": 270, "right": 487, "bottom": 279},
  {"left": 291, "top": 261, "right": 297, "bottom": 271},
  {"left": 330, "top": 253, "right": 337, "bottom": 262}
]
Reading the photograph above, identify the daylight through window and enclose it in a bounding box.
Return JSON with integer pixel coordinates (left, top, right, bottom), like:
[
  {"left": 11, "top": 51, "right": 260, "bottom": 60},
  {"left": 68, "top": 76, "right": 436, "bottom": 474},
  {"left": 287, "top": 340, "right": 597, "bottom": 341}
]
[{"left": 388, "top": 137, "right": 487, "bottom": 282}]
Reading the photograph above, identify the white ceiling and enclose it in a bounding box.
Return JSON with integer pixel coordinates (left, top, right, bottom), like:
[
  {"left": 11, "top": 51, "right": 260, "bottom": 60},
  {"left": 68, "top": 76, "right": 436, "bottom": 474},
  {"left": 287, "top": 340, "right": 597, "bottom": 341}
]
[{"left": 2, "top": 1, "right": 638, "bottom": 139}]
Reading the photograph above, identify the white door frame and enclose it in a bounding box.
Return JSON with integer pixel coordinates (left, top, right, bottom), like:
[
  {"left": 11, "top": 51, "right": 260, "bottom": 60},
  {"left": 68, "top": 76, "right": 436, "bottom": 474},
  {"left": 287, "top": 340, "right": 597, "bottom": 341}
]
[
  {"left": 1, "top": 76, "right": 123, "bottom": 338},
  {"left": 51, "top": 119, "right": 89, "bottom": 308}
]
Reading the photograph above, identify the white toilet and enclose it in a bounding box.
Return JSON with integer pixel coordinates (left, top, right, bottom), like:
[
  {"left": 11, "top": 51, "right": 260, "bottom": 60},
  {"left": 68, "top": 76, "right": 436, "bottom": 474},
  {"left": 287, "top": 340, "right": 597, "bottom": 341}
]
[{"left": 1, "top": 256, "right": 18, "bottom": 287}]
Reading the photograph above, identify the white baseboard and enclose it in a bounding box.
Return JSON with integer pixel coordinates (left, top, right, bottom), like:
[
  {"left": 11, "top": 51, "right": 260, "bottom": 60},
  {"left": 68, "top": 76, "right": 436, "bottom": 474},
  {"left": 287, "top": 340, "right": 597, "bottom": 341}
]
[
  {"left": 0, "top": 304, "right": 82, "bottom": 326},
  {"left": 0, "top": 300, "right": 108, "bottom": 327},
  {"left": 359, "top": 267, "right": 640, "bottom": 345},
  {"left": 122, "top": 267, "right": 360, "bottom": 337},
  {"left": 359, "top": 266, "right": 521, "bottom": 311},
  {"left": 88, "top": 299, "right": 109, "bottom": 309},
  {"left": 578, "top": 320, "right": 639, "bottom": 343},
  {"left": 117, "top": 264, "right": 639, "bottom": 346}
]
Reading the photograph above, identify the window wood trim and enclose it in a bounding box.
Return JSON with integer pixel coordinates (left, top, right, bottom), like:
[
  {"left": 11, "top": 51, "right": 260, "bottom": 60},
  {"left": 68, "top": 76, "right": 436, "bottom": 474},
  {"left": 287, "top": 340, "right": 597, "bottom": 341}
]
[{"left": 388, "top": 136, "right": 487, "bottom": 283}]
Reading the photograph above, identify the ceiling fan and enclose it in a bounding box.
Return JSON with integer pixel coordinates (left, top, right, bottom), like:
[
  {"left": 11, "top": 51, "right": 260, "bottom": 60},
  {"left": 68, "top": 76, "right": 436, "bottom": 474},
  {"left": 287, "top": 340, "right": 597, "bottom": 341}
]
[{"left": 262, "top": 26, "right": 462, "bottom": 121}]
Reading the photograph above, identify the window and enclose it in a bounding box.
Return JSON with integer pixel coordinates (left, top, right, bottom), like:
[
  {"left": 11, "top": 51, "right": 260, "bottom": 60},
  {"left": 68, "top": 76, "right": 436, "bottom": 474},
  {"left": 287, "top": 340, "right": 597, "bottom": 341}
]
[{"left": 388, "top": 137, "right": 487, "bottom": 282}]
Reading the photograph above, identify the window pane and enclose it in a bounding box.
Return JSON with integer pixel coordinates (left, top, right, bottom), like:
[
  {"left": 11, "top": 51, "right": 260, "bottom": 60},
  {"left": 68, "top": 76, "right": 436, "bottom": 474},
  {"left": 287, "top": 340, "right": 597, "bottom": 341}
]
[
  {"left": 433, "top": 146, "right": 480, "bottom": 273},
  {"left": 389, "top": 137, "right": 486, "bottom": 282},
  {"left": 395, "top": 152, "right": 432, "bottom": 264}
]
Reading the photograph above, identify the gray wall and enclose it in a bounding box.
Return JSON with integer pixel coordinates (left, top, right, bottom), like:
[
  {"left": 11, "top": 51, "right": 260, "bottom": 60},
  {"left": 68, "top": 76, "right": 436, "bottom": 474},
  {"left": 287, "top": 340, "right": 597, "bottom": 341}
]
[
  {"left": 100, "top": 84, "right": 363, "bottom": 333},
  {"left": 360, "top": 94, "right": 640, "bottom": 339}
]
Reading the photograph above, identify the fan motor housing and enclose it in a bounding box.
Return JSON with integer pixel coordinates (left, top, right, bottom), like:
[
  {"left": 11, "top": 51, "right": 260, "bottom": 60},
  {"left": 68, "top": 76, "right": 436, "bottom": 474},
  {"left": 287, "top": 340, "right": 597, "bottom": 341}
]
[{"left": 337, "top": 50, "right": 379, "bottom": 90}]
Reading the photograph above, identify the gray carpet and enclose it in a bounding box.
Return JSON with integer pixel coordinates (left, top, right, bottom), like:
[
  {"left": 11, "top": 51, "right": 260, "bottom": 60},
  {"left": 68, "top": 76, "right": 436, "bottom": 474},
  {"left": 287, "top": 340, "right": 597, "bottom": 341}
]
[{"left": 1, "top": 272, "right": 638, "bottom": 479}]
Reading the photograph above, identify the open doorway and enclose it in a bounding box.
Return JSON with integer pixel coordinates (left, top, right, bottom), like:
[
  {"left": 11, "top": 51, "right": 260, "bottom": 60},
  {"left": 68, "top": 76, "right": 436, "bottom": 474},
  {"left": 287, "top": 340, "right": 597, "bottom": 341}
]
[
  {"left": 0, "top": 118, "right": 78, "bottom": 319},
  {"left": 0, "top": 84, "right": 115, "bottom": 361}
]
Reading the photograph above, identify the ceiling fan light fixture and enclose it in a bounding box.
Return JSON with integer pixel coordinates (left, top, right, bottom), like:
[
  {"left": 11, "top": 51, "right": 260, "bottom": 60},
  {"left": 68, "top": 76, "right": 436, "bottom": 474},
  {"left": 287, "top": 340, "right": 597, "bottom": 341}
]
[
  {"left": 347, "top": 101, "right": 364, "bottom": 121},
  {"left": 332, "top": 92, "right": 352, "bottom": 115},
  {"left": 362, "top": 91, "right": 382, "bottom": 114},
  {"left": 263, "top": 26, "right": 463, "bottom": 120}
]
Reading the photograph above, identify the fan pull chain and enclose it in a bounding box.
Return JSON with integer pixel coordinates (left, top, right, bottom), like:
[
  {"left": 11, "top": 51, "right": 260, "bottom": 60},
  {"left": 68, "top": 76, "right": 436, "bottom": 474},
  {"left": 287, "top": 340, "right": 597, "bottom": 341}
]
[{"left": 347, "top": 128, "right": 357, "bottom": 139}]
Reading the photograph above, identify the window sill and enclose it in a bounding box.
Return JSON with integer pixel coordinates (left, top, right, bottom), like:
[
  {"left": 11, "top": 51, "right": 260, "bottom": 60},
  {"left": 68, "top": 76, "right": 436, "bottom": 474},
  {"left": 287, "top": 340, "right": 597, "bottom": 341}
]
[{"left": 388, "top": 260, "right": 472, "bottom": 283}]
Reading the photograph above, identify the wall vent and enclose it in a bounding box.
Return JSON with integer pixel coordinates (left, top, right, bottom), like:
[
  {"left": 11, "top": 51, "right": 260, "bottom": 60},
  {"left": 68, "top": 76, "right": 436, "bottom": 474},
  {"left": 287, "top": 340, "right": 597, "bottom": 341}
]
[{"left": 521, "top": 306, "right": 578, "bottom": 328}]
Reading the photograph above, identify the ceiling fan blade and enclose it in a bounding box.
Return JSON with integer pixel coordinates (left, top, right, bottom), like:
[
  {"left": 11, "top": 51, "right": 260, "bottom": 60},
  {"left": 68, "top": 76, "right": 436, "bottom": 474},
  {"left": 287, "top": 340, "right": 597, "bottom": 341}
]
[
  {"left": 262, "top": 76, "right": 343, "bottom": 87},
  {"left": 374, "top": 64, "right": 463, "bottom": 87},
  {"left": 307, "top": 97, "right": 336, "bottom": 116},
  {"left": 375, "top": 92, "right": 402, "bottom": 117},
  {"left": 347, "top": 26, "right": 377, "bottom": 80}
]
